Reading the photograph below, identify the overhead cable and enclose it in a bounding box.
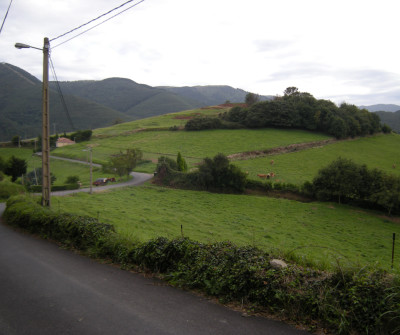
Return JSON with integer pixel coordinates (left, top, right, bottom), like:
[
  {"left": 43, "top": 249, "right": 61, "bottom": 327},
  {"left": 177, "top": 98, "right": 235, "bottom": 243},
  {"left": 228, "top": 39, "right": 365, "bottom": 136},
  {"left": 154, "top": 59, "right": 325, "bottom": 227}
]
[
  {"left": 49, "top": 55, "right": 75, "bottom": 130},
  {"left": 0, "top": 0, "right": 14, "bottom": 35},
  {"left": 50, "top": 0, "right": 145, "bottom": 46}
]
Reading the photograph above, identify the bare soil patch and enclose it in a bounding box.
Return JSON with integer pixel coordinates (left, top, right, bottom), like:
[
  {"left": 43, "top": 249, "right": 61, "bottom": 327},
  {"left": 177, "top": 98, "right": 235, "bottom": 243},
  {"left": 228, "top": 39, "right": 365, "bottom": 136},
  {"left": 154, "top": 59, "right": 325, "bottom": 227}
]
[{"left": 228, "top": 139, "right": 338, "bottom": 161}]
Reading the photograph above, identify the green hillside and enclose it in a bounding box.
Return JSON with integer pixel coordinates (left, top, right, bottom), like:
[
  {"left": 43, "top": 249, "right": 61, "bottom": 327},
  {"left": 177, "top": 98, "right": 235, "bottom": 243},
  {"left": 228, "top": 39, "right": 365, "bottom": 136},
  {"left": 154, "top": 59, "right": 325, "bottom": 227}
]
[
  {"left": 0, "top": 63, "right": 132, "bottom": 141},
  {"left": 52, "top": 78, "right": 202, "bottom": 118},
  {"left": 375, "top": 110, "right": 400, "bottom": 133},
  {"left": 234, "top": 133, "right": 400, "bottom": 184},
  {"left": 159, "top": 85, "right": 273, "bottom": 106},
  {"left": 5, "top": 113, "right": 400, "bottom": 271}
]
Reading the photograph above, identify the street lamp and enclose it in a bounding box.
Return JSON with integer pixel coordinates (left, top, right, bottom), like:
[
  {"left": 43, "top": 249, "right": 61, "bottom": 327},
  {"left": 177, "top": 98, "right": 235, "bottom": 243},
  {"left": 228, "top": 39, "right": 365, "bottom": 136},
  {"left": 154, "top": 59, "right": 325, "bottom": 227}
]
[{"left": 15, "top": 37, "right": 51, "bottom": 207}]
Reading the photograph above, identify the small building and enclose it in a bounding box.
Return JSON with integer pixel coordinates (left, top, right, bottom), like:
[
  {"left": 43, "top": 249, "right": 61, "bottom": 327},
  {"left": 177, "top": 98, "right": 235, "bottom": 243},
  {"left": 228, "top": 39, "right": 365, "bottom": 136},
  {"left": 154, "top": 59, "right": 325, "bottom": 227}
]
[{"left": 56, "top": 137, "right": 76, "bottom": 148}]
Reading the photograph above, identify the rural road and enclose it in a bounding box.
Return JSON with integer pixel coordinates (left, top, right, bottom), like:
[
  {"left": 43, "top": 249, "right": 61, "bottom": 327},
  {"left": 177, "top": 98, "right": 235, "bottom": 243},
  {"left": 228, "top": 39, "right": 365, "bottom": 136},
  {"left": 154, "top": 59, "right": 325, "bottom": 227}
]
[
  {"left": 37, "top": 154, "right": 154, "bottom": 196},
  {"left": 0, "top": 156, "right": 309, "bottom": 334},
  {"left": 0, "top": 203, "right": 309, "bottom": 334}
]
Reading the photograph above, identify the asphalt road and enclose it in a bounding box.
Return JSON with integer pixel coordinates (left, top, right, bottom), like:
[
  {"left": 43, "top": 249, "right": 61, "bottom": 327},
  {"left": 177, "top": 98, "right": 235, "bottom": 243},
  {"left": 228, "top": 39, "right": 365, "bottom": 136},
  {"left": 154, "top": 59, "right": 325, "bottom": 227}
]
[{"left": 0, "top": 203, "right": 309, "bottom": 335}]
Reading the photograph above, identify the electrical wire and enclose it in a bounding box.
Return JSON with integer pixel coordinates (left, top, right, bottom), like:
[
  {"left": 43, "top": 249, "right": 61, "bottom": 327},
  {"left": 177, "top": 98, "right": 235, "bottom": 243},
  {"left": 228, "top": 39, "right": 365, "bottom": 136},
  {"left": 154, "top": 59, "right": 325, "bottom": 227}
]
[
  {"left": 0, "top": 0, "right": 13, "bottom": 35},
  {"left": 49, "top": 55, "right": 75, "bottom": 130},
  {"left": 50, "top": 0, "right": 145, "bottom": 47}
]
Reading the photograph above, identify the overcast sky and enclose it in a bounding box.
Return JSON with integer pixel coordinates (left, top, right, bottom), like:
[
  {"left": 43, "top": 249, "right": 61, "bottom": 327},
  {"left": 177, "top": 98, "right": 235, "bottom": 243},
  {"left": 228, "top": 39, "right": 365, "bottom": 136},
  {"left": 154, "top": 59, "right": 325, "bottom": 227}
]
[{"left": 1, "top": 0, "right": 399, "bottom": 106}]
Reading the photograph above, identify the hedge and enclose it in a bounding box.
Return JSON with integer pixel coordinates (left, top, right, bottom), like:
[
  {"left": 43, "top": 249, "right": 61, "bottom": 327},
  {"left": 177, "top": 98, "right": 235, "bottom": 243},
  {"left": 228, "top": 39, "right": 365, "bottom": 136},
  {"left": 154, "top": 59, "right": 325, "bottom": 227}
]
[
  {"left": 28, "top": 184, "right": 80, "bottom": 193},
  {"left": 3, "top": 195, "right": 400, "bottom": 334}
]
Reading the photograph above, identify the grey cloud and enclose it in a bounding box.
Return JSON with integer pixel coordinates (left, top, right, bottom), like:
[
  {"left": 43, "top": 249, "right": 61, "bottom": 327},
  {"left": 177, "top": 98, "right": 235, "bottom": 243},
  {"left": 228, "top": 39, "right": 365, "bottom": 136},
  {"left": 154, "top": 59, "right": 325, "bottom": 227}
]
[{"left": 262, "top": 62, "right": 333, "bottom": 81}]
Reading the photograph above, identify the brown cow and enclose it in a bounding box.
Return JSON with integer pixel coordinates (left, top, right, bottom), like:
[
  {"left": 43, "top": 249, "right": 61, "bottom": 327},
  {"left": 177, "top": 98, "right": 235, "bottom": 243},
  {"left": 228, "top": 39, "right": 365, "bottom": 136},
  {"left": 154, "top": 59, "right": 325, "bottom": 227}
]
[{"left": 257, "top": 174, "right": 267, "bottom": 179}]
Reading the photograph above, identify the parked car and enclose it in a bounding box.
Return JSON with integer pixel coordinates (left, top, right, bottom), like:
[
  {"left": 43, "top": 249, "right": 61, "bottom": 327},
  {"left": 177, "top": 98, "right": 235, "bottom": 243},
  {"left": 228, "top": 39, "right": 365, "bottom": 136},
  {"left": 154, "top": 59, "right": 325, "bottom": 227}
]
[
  {"left": 106, "top": 177, "right": 116, "bottom": 182},
  {"left": 93, "top": 178, "right": 108, "bottom": 186}
]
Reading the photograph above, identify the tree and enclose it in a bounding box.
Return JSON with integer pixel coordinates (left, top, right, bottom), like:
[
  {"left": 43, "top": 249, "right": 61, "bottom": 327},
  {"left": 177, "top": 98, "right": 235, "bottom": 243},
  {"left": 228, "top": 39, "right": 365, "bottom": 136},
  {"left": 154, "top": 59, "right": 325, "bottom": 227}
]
[
  {"left": 0, "top": 155, "right": 5, "bottom": 172},
  {"left": 65, "top": 175, "right": 80, "bottom": 184},
  {"left": 4, "top": 156, "right": 27, "bottom": 182},
  {"left": 177, "top": 152, "right": 188, "bottom": 172},
  {"left": 197, "top": 153, "right": 247, "bottom": 192},
  {"left": 370, "top": 175, "right": 400, "bottom": 216},
  {"left": 283, "top": 87, "right": 299, "bottom": 96},
  {"left": 11, "top": 135, "right": 20, "bottom": 147},
  {"left": 25, "top": 167, "right": 56, "bottom": 185},
  {"left": 312, "top": 157, "right": 364, "bottom": 203},
  {"left": 108, "top": 148, "right": 143, "bottom": 178},
  {"left": 245, "top": 92, "right": 260, "bottom": 106}
]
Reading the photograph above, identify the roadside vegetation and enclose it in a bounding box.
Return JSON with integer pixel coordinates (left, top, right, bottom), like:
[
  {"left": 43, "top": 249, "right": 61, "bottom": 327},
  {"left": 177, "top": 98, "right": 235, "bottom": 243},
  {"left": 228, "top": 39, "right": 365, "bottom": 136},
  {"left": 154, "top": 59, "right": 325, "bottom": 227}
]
[
  {"left": 2, "top": 90, "right": 400, "bottom": 334},
  {"left": 4, "top": 194, "right": 400, "bottom": 334}
]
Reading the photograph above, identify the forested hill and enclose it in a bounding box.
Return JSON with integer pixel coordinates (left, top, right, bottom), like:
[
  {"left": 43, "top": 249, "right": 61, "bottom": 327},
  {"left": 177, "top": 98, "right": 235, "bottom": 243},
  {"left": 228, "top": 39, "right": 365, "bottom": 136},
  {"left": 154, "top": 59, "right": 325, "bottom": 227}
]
[
  {"left": 158, "top": 85, "right": 273, "bottom": 106},
  {"left": 2, "top": 63, "right": 274, "bottom": 142},
  {"left": 0, "top": 63, "right": 130, "bottom": 142},
  {"left": 50, "top": 78, "right": 203, "bottom": 119},
  {"left": 194, "top": 87, "right": 387, "bottom": 139},
  {"left": 375, "top": 111, "right": 400, "bottom": 133}
]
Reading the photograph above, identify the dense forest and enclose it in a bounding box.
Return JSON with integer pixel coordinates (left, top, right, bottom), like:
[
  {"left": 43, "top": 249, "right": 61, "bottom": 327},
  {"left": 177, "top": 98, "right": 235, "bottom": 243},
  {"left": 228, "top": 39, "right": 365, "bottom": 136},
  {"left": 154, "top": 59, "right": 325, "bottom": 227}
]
[{"left": 186, "top": 87, "right": 391, "bottom": 138}]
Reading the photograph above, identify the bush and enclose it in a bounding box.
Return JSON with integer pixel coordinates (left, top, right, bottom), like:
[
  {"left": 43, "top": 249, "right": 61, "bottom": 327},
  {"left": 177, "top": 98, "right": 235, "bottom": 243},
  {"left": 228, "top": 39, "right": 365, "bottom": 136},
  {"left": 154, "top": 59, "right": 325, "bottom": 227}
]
[
  {"left": 3, "top": 195, "right": 400, "bottom": 334},
  {"left": 185, "top": 117, "right": 223, "bottom": 130},
  {"left": 311, "top": 157, "right": 400, "bottom": 214},
  {"left": 4, "top": 195, "right": 114, "bottom": 249},
  {"left": 65, "top": 175, "right": 80, "bottom": 184},
  {"left": 0, "top": 180, "right": 25, "bottom": 200}
]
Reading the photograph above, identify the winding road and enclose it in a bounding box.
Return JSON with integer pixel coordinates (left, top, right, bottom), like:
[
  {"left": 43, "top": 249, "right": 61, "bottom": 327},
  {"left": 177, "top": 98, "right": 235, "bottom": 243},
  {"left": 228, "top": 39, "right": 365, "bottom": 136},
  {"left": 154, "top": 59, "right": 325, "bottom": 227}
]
[{"left": 0, "top": 156, "right": 310, "bottom": 334}]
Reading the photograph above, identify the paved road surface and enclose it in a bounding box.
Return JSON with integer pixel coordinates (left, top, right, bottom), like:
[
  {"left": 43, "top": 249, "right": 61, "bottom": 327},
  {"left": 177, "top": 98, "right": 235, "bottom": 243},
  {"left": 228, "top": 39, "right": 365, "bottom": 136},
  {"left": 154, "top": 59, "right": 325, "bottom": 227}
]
[{"left": 0, "top": 203, "right": 309, "bottom": 334}]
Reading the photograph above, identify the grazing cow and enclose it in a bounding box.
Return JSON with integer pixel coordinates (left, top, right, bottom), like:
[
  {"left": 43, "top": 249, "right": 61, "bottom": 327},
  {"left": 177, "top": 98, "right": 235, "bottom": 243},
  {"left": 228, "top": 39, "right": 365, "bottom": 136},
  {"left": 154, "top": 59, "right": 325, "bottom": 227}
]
[
  {"left": 270, "top": 160, "right": 274, "bottom": 165},
  {"left": 257, "top": 174, "right": 267, "bottom": 179}
]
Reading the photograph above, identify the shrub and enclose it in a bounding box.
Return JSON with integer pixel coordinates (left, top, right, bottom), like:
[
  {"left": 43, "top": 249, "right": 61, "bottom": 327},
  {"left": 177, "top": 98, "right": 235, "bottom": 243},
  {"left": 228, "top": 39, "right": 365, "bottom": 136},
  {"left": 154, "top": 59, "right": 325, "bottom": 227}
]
[
  {"left": 3, "top": 195, "right": 400, "bottom": 334},
  {"left": 0, "top": 180, "right": 25, "bottom": 200},
  {"left": 65, "top": 175, "right": 80, "bottom": 184}
]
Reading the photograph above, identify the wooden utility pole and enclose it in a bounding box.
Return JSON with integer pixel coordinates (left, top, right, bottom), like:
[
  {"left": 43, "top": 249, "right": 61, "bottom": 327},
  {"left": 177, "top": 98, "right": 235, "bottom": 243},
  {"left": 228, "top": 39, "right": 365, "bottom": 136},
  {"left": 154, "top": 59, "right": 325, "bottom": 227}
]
[{"left": 42, "top": 37, "right": 51, "bottom": 207}]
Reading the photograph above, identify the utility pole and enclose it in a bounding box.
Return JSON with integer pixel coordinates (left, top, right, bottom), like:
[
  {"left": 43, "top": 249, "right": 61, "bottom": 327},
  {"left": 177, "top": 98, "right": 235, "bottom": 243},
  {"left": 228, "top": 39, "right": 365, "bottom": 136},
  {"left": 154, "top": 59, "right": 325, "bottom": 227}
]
[
  {"left": 42, "top": 37, "right": 51, "bottom": 207},
  {"left": 14, "top": 37, "right": 51, "bottom": 206},
  {"left": 89, "top": 147, "right": 93, "bottom": 195}
]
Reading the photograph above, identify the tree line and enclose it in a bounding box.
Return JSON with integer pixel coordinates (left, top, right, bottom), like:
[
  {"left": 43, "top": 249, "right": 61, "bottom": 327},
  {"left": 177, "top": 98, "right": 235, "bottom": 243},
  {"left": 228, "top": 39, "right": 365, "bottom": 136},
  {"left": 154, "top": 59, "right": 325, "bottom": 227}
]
[
  {"left": 156, "top": 152, "right": 400, "bottom": 216},
  {"left": 185, "top": 87, "right": 392, "bottom": 138}
]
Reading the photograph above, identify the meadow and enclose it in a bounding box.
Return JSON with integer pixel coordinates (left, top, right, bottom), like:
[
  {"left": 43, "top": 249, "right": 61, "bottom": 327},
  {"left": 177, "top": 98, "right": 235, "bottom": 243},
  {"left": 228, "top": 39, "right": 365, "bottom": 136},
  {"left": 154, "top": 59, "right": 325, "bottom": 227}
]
[
  {"left": 0, "top": 148, "right": 106, "bottom": 187},
  {"left": 234, "top": 133, "right": 400, "bottom": 185},
  {"left": 4, "top": 106, "right": 400, "bottom": 274},
  {"left": 54, "top": 184, "right": 400, "bottom": 272}
]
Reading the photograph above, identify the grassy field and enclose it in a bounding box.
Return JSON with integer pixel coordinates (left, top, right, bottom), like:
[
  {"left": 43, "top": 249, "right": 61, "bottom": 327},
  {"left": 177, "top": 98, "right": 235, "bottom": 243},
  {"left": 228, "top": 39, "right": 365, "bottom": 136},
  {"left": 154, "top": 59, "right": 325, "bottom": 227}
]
[
  {"left": 91, "top": 107, "right": 224, "bottom": 137},
  {"left": 54, "top": 183, "right": 400, "bottom": 272},
  {"left": 0, "top": 148, "right": 107, "bottom": 187},
  {"left": 53, "top": 128, "right": 331, "bottom": 171},
  {"left": 4, "top": 107, "right": 400, "bottom": 274},
  {"left": 234, "top": 133, "right": 400, "bottom": 185}
]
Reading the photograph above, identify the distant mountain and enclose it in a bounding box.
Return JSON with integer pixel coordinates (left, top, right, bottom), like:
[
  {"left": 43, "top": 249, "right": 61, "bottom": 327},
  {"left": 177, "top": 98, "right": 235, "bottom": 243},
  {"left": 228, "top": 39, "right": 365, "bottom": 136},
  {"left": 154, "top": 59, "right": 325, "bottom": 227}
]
[
  {"left": 52, "top": 78, "right": 202, "bottom": 118},
  {"left": 358, "top": 104, "right": 400, "bottom": 132},
  {"left": 0, "top": 63, "right": 130, "bottom": 142},
  {"left": 0, "top": 63, "right": 275, "bottom": 142},
  {"left": 159, "top": 85, "right": 273, "bottom": 106},
  {"left": 374, "top": 111, "right": 400, "bottom": 133},
  {"left": 359, "top": 104, "right": 400, "bottom": 113}
]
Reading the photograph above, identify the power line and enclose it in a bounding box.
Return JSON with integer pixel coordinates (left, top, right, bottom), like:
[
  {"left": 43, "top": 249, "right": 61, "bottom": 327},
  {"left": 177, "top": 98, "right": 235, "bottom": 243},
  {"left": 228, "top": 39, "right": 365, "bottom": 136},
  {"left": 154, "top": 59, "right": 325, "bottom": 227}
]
[
  {"left": 49, "top": 55, "right": 75, "bottom": 130},
  {"left": 0, "top": 0, "right": 13, "bottom": 35},
  {"left": 50, "top": 0, "right": 145, "bottom": 46}
]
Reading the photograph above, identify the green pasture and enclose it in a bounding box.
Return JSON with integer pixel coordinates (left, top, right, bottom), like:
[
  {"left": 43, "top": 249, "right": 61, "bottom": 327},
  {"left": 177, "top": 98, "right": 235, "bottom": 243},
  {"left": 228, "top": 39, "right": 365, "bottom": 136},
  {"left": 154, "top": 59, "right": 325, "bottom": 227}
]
[
  {"left": 234, "top": 133, "right": 400, "bottom": 185},
  {"left": 53, "top": 128, "right": 331, "bottom": 170},
  {"left": 92, "top": 108, "right": 223, "bottom": 137},
  {"left": 0, "top": 148, "right": 108, "bottom": 187},
  {"left": 54, "top": 184, "right": 400, "bottom": 272}
]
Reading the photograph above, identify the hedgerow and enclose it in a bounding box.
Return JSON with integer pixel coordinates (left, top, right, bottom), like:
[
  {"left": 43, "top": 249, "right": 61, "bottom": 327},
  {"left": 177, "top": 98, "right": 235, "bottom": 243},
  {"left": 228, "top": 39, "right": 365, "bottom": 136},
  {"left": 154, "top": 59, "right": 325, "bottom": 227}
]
[{"left": 3, "top": 195, "right": 400, "bottom": 334}]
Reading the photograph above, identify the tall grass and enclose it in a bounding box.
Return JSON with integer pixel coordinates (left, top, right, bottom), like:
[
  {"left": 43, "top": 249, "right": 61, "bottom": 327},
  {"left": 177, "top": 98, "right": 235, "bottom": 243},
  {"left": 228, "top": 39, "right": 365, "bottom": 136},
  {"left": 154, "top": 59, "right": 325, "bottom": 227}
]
[{"left": 55, "top": 184, "right": 400, "bottom": 272}]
